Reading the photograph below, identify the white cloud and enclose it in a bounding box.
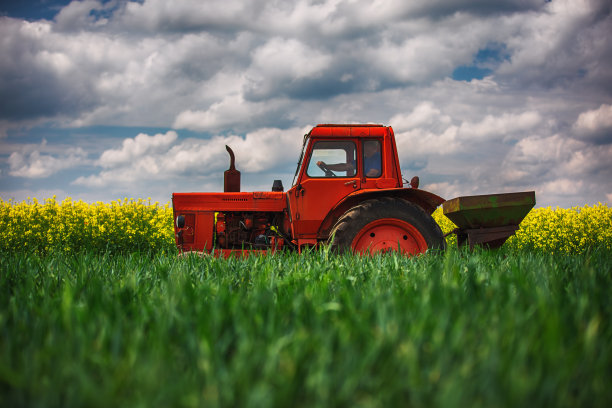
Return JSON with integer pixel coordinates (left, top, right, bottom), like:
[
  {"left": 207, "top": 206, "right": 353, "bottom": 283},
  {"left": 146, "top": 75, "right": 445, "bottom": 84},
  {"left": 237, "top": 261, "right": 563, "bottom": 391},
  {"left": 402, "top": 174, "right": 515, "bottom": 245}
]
[
  {"left": 390, "top": 102, "right": 452, "bottom": 131},
  {"left": 173, "top": 95, "right": 288, "bottom": 132},
  {"left": 74, "top": 127, "right": 307, "bottom": 188},
  {"left": 54, "top": 0, "right": 110, "bottom": 30},
  {"left": 459, "top": 112, "right": 541, "bottom": 140},
  {"left": 392, "top": 104, "right": 541, "bottom": 157},
  {"left": 250, "top": 37, "right": 331, "bottom": 80},
  {"left": 422, "top": 181, "right": 469, "bottom": 201},
  {"left": 500, "top": 133, "right": 612, "bottom": 194},
  {"left": 118, "top": 0, "right": 251, "bottom": 32},
  {"left": 457, "top": 111, "right": 541, "bottom": 141},
  {"left": 369, "top": 32, "right": 469, "bottom": 83},
  {"left": 574, "top": 104, "right": 612, "bottom": 133},
  {"left": 539, "top": 178, "right": 584, "bottom": 197},
  {"left": 395, "top": 126, "right": 461, "bottom": 156},
  {"left": 501, "top": 134, "right": 580, "bottom": 180},
  {"left": 573, "top": 104, "right": 612, "bottom": 143},
  {"left": 564, "top": 144, "right": 612, "bottom": 175},
  {"left": 8, "top": 140, "right": 88, "bottom": 178},
  {"left": 98, "top": 131, "right": 178, "bottom": 168},
  {"left": 496, "top": 0, "right": 611, "bottom": 88}
]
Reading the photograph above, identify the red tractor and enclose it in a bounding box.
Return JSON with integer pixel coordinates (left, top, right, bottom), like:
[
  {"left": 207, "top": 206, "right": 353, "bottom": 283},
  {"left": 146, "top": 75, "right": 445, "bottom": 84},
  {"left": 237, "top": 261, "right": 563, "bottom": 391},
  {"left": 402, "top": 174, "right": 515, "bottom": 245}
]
[{"left": 172, "top": 124, "right": 535, "bottom": 256}]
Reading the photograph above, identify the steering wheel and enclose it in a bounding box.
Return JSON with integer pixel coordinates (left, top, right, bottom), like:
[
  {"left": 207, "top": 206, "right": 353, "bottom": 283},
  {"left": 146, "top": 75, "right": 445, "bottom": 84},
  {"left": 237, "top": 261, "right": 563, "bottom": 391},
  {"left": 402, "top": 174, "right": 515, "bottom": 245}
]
[{"left": 317, "top": 161, "right": 337, "bottom": 177}]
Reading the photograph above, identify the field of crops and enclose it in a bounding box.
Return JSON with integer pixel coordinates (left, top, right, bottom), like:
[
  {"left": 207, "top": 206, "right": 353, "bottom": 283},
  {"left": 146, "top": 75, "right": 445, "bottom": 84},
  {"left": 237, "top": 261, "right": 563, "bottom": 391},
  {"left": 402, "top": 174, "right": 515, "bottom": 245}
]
[
  {"left": 1, "top": 197, "right": 611, "bottom": 407},
  {"left": 0, "top": 197, "right": 173, "bottom": 255},
  {"left": 1, "top": 197, "right": 611, "bottom": 255}
]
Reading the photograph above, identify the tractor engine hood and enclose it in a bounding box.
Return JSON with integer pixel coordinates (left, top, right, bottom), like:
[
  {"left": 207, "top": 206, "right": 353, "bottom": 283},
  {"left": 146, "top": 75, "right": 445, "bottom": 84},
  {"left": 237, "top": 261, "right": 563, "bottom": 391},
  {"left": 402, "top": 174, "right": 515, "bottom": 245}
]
[{"left": 172, "top": 191, "right": 287, "bottom": 213}]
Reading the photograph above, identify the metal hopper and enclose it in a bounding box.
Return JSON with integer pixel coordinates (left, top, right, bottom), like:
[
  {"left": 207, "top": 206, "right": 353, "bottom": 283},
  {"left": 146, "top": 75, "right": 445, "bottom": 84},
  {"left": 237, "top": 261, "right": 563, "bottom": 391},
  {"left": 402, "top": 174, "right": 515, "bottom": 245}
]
[{"left": 442, "top": 191, "right": 536, "bottom": 249}]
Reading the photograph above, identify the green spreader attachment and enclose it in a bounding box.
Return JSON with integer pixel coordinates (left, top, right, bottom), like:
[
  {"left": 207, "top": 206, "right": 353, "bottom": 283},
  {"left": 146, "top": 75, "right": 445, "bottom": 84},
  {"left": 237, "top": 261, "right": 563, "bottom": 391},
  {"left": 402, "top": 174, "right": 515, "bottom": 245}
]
[{"left": 442, "top": 191, "right": 536, "bottom": 249}]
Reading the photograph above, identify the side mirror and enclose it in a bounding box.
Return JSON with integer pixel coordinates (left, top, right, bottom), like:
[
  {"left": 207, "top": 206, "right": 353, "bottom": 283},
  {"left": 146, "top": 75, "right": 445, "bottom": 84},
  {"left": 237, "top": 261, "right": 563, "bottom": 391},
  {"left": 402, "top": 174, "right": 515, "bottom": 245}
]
[{"left": 410, "top": 176, "right": 420, "bottom": 189}]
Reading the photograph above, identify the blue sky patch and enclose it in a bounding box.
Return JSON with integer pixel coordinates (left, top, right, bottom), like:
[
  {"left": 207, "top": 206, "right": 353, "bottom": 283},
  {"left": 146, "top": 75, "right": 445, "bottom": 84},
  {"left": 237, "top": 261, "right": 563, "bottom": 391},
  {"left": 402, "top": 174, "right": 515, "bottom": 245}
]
[
  {"left": 452, "top": 43, "right": 509, "bottom": 81},
  {"left": 452, "top": 66, "right": 492, "bottom": 81}
]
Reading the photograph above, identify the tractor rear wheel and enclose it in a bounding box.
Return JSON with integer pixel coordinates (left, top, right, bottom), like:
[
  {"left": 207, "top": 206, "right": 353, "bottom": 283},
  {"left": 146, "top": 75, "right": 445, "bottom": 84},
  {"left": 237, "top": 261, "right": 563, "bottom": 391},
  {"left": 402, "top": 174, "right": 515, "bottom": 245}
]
[{"left": 328, "top": 198, "right": 445, "bottom": 255}]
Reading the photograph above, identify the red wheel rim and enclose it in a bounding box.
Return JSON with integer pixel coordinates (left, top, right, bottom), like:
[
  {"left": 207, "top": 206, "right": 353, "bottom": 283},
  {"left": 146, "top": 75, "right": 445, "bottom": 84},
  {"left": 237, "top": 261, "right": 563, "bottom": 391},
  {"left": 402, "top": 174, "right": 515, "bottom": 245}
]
[{"left": 350, "top": 218, "right": 428, "bottom": 255}]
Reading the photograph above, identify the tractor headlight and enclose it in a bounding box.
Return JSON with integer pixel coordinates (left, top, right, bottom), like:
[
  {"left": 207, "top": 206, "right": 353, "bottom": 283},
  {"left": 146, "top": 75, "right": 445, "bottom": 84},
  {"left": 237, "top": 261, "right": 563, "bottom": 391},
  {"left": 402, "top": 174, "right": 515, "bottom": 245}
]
[{"left": 176, "top": 215, "right": 185, "bottom": 228}]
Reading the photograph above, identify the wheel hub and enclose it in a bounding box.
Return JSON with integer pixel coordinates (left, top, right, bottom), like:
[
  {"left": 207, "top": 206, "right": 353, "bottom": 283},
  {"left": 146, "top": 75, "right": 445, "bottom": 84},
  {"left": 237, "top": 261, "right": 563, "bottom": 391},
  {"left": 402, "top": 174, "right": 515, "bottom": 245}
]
[{"left": 351, "top": 219, "right": 428, "bottom": 255}]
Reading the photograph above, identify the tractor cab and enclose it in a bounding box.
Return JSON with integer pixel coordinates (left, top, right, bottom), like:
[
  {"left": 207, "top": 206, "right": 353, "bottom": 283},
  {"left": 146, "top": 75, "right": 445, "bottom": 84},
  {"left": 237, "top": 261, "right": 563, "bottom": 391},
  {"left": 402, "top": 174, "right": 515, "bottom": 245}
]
[
  {"left": 292, "top": 124, "right": 403, "bottom": 189},
  {"left": 286, "top": 124, "right": 408, "bottom": 240}
]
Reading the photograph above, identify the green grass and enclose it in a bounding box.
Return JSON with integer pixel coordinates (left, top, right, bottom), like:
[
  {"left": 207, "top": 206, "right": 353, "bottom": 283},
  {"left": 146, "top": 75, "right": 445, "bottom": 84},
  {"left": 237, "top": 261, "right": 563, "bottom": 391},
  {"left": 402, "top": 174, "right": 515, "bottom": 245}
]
[{"left": 1, "top": 248, "right": 611, "bottom": 407}]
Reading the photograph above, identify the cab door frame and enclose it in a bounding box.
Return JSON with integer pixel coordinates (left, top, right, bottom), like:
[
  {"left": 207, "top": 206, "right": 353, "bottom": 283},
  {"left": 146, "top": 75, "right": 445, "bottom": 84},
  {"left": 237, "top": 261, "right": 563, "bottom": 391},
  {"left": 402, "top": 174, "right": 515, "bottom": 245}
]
[{"left": 287, "top": 137, "right": 362, "bottom": 238}]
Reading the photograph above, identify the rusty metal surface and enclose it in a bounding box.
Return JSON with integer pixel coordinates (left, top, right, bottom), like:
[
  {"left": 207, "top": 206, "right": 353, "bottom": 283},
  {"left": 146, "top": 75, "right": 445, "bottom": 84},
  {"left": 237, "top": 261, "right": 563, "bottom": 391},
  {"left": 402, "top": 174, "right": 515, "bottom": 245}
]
[
  {"left": 455, "top": 225, "right": 520, "bottom": 250},
  {"left": 442, "top": 191, "right": 535, "bottom": 229}
]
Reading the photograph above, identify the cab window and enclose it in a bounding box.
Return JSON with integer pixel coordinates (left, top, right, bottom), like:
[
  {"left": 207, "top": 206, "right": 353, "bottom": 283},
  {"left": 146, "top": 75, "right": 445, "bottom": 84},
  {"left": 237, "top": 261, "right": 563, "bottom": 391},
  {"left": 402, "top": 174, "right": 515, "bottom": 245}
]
[
  {"left": 363, "top": 139, "right": 382, "bottom": 178},
  {"left": 306, "top": 141, "right": 357, "bottom": 178}
]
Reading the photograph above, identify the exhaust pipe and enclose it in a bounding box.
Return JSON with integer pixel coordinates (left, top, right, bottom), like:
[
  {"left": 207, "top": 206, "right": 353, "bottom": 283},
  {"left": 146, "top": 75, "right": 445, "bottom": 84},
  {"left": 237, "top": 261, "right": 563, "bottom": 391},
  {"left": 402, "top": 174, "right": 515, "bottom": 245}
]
[{"left": 224, "top": 145, "right": 241, "bottom": 192}]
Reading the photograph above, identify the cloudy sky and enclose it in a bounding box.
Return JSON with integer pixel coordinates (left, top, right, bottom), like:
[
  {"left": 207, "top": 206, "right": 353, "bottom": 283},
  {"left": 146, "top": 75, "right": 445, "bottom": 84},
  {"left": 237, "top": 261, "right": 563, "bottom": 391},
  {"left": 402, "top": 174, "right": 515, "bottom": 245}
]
[{"left": 1, "top": 0, "right": 611, "bottom": 208}]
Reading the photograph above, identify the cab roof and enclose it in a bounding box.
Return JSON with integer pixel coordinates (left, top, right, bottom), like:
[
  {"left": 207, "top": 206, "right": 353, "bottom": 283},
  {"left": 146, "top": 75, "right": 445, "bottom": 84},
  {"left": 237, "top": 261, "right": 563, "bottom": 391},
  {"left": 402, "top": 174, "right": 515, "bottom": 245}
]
[{"left": 309, "top": 124, "right": 388, "bottom": 138}]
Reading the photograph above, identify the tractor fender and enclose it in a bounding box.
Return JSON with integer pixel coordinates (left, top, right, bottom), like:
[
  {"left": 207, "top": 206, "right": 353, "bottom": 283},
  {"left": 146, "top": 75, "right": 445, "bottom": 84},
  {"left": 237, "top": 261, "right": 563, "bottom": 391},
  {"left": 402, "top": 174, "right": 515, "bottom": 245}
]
[{"left": 317, "top": 188, "right": 446, "bottom": 239}]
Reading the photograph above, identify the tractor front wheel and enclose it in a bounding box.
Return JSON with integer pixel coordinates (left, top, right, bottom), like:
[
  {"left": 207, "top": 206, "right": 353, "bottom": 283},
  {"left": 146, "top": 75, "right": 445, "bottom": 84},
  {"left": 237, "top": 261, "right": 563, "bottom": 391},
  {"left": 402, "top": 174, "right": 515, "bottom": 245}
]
[{"left": 328, "top": 198, "right": 445, "bottom": 255}]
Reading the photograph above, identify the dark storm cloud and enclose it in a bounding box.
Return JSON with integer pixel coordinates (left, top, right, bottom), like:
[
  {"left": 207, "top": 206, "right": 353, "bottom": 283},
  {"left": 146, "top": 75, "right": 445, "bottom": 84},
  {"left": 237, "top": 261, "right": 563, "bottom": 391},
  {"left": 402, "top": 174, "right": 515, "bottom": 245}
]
[
  {"left": 0, "top": 64, "right": 97, "bottom": 121},
  {"left": 0, "top": 17, "right": 99, "bottom": 121},
  {"left": 242, "top": 60, "right": 382, "bottom": 102},
  {"left": 495, "top": 1, "right": 612, "bottom": 92},
  {"left": 394, "top": 0, "right": 545, "bottom": 20},
  {"left": 0, "top": 12, "right": 258, "bottom": 128},
  {"left": 112, "top": 0, "right": 261, "bottom": 34},
  {"left": 1, "top": 0, "right": 607, "bottom": 127}
]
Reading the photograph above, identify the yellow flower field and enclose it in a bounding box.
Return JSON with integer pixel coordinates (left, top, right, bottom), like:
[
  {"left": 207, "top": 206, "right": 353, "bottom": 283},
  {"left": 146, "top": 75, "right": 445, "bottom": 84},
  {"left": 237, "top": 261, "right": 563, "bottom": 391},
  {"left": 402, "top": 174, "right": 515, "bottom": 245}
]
[
  {"left": 432, "top": 203, "right": 612, "bottom": 254},
  {"left": 0, "top": 196, "right": 174, "bottom": 254},
  {"left": 1, "top": 197, "right": 610, "bottom": 254}
]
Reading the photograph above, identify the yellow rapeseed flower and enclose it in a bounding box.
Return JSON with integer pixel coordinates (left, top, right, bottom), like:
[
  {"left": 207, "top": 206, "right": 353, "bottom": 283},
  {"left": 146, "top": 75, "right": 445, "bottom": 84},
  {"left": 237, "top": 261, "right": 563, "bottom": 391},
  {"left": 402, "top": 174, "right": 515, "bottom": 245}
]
[{"left": 1, "top": 197, "right": 610, "bottom": 255}]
